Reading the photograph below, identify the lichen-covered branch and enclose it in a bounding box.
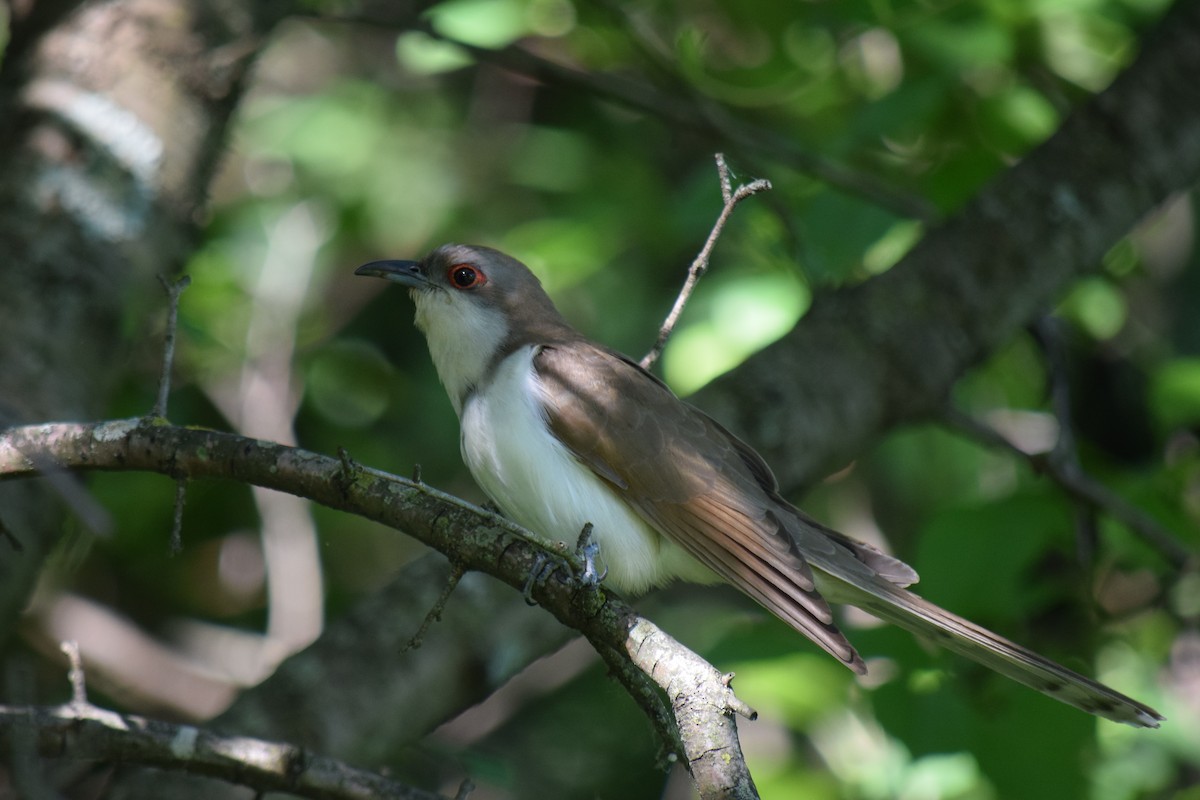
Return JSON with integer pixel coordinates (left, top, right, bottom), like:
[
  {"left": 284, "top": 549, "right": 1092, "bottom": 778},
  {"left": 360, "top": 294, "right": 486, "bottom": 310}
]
[
  {"left": 0, "top": 701, "right": 451, "bottom": 800},
  {"left": 0, "top": 418, "right": 757, "bottom": 796}
]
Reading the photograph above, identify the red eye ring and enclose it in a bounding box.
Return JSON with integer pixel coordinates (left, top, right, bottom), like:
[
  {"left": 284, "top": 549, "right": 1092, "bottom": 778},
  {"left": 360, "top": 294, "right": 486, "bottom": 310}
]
[{"left": 448, "top": 264, "right": 486, "bottom": 289}]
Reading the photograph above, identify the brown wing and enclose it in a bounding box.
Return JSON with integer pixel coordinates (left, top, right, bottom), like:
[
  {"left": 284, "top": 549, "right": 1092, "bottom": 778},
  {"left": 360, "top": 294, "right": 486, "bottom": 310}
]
[
  {"left": 533, "top": 342, "right": 1163, "bottom": 727},
  {"left": 534, "top": 341, "right": 870, "bottom": 673}
]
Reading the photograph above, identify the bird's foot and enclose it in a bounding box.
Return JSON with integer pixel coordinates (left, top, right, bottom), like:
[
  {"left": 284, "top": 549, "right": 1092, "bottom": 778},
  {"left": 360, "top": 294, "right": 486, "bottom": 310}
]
[
  {"left": 521, "top": 552, "right": 563, "bottom": 606},
  {"left": 573, "top": 522, "right": 607, "bottom": 588},
  {"left": 520, "top": 524, "right": 606, "bottom": 605}
]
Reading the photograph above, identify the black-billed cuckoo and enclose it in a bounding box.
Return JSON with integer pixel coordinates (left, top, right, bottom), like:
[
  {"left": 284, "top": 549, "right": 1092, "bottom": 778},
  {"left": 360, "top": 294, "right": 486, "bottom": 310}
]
[{"left": 356, "top": 243, "right": 1162, "bottom": 728}]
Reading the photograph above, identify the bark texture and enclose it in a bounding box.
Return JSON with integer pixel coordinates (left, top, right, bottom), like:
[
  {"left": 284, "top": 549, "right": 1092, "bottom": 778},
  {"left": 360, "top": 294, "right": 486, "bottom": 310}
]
[{"left": 0, "top": 0, "right": 283, "bottom": 640}]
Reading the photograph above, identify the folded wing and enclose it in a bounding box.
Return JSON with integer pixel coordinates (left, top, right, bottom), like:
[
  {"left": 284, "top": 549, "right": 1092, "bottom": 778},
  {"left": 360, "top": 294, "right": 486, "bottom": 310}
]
[{"left": 533, "top": 341, "right": 1162, "bottom": 727}]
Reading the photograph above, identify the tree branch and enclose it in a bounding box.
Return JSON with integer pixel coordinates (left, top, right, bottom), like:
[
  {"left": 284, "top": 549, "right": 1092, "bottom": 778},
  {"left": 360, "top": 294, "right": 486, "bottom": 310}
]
[
  {"left": 0, "top": 418, "right": 757, "bottom": 798},
  {"left": 695, "top": 0, "right": 1200, "bottom": 491},
  {"left": 942, "top": 407, "right": 1192, "bottom": 568},
  {"left": 618, "top": 618, "right": 759, "bottom": 799},
  {"left": 412, "top": 23, "right": 937, "bottom": 223},
  {"left": 0, "top": 702, "right": 451, "bottom": 800}
]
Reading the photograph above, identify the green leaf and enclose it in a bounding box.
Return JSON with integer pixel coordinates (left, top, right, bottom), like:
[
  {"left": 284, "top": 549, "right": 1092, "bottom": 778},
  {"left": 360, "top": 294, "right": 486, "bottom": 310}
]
[{"left": 1151, "top": 358, "right": 1200, "bottom": 429}]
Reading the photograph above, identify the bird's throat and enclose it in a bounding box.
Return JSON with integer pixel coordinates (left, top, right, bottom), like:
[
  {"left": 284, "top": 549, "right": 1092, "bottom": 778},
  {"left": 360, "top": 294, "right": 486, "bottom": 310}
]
[{"left": 413, "top": 289, "right": 510, "bottom": 415}]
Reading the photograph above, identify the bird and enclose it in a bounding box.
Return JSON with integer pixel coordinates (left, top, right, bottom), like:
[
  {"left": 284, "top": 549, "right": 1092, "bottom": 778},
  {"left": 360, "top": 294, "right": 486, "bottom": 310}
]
[{"left": 355, "top": 243, "right": 1163, "bottom": 728}]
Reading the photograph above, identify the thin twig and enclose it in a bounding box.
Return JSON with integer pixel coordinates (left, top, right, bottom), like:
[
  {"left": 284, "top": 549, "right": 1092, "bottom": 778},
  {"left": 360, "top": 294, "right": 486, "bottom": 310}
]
[
  {"left": 641, "top": 155, "right": 771, "bottom": 370},
  {"left": 153, "top": 274, "right": 191, "bottom": 419},
  {"left": 717, "top": 153, "right": 735, "bottom": 202},
  {"left": 169, "top": 478, "right": 187, "bottom": 555},
  {"left": 943, "top": 407, "right": 1192, "bottom": 568},
  {"left": 403, "top": 563, "right": 467, "bottom": 652}
]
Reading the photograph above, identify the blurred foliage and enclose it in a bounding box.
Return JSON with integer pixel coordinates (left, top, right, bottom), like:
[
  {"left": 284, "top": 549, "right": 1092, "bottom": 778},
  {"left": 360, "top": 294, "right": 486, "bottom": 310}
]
[{"left": 18, "top": 0, "right": 1200, "bottom": 797}]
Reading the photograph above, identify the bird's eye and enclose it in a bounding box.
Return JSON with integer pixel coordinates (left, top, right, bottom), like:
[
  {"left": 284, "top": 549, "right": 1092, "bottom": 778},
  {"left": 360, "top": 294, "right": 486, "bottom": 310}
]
[{"left": 448, "top": 264, "right": 486, "bottom": 289}]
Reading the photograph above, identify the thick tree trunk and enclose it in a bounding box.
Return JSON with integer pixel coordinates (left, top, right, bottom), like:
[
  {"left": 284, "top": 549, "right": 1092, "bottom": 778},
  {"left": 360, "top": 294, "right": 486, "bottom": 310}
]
[{"left": 0, "top": 0, "right": 281, "bottom": 640}]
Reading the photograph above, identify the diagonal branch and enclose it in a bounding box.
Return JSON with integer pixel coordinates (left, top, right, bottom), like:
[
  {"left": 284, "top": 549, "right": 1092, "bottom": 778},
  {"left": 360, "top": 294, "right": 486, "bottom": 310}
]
[
  {"left": 0, "top": 418, "right": 758, "bottom": 799},
  {"left": 942, "top": 407, "right": 1192, "bottom": 568},
  {"left": 412, "top": 24, "right": 936, "bottom": 223},
  {"left": 694, "top": 0, "right": 1200, "bottom": 492}
]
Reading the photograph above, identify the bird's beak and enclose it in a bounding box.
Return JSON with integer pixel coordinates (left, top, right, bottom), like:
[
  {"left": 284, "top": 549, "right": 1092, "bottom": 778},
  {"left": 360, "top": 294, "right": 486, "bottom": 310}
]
[{"left": 354, "top": 259, "right": 432, "bottom": 289}]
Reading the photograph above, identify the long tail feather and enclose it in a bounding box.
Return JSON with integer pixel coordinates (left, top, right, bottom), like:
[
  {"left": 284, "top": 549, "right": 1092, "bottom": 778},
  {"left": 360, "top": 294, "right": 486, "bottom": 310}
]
[{"left": 818, "top": 573, "right": 1163, "bottom": 728}]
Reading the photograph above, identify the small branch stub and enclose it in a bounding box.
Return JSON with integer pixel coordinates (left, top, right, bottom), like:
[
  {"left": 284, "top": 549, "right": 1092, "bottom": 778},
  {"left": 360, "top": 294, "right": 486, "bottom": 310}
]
[{"left": 60, "top": 641, "right": 88, "bottom": 709}]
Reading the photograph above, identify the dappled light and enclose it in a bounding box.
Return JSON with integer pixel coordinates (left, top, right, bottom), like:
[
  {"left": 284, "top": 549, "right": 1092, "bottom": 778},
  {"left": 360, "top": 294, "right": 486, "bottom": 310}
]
[{"left": 0, "top": 0, "right": 1197, "bottom": 798}]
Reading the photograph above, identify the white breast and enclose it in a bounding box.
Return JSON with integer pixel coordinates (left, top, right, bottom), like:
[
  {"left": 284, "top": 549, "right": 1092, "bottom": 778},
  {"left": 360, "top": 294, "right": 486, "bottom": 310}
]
[{"left": 459, "top": 346, "right": 713, "bottom": 594}]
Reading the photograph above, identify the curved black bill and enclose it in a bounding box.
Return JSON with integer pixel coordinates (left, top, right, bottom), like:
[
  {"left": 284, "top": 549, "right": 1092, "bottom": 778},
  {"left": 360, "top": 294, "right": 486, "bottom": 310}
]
[{"left": 354, "top": 259, "right": 429, "bottom": 288}]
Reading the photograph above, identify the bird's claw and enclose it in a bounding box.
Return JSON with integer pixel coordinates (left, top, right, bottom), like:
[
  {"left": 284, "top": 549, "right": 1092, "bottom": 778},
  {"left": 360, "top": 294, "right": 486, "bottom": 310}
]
[
  {"left": 521, "top": 552, "right": 562, "bottom": 606},
  {"left": 521, "top": 523, "right": 606, "bottom": 605},
  {"left": 574, "top": 523, "right": 607, "bottom": 588}
]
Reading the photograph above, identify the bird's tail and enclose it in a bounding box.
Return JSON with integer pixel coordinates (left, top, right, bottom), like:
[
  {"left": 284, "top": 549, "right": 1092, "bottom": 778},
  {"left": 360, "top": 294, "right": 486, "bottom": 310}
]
[{"left": 816, "top": 571, "right": 1163, "bottom": 728}]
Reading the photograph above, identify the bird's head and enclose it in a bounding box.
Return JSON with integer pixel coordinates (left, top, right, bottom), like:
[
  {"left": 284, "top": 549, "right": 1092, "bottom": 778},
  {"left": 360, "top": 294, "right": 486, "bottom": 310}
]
[{"left": 355, "top": 243, "right": 574, "bottom": 412}]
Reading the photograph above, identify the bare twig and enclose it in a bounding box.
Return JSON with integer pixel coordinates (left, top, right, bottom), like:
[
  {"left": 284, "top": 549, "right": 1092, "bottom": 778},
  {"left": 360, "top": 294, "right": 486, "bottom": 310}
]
[
  {"left": 169, "top": 478, "right": 187, "bottom": 555},
  {"left": 0, "top": 702, "right": 452, "bottom": 800},
  {"left": 943, "top": 407, "right": 1192, "bottom": 568},
  {"left": 403, "top": 563, "right": 466, "bottom": 652},
  {"left": 0, "top": 406, "right": 112, "bottom": 538},
  {"left": 453, "top": 779, "right": 475, "bottom": 800},
  {"left": 641, "top": 155, "right": 771, "bottom": 370},
  {"left": 153, "top": 274, "right": 191, "bottom": 419}
]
